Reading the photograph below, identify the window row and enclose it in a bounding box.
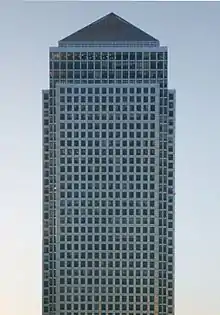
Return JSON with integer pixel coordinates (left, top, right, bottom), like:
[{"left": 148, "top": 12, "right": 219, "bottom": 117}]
[
  {"left": 60, "top": 104, "right": 155, "bottom": 113},
  {"left": 58, "top": 149, "right": 157, "bottom": 157},
  {"left": 58, "top": 141, "right": 156, "bottom": 149},
  {"left": 52, "top": 60, "right": 166, "bottom": 70},
  {"left": 58, "top": 226, "right": 157, "bottom": 234},
  {"left": 59, "top": 192, "right": 152, "bottom": 200},
  {"left": 45, "top": 311, "right": 165, "bottom": 315},
  {"left": 50, "top": 51, "right": 167, "bottom": 61},
  {"left": 60, "top": 121, "right": 156, "bottom": 128},
  {"left": 56, "top": 207, "right": 171, "bottom": 216},
  {"left": 59, "top": 183, "right": 155, "bottom": 190},
  {"left": 60, "top": 86, "right": 156, "bottom": 95},
  {"left": 56, "top": 200, "right": 174, "bottom": 208},
  {"left": 50, "top": 70, "right": 167, "bottom": 80},
  {"left": 58, "top": 294, "right": 158, "bottom": 302},
  {"left": 58, "top": 155, "right": 155, "bottom": 164},
  {"left": 59, "top": 95, "right": 156, "bottom": 104},
  {"left": 57, "top": 149, "right": 172, "bottom": 160},
  {"left": 57, "top": 220, "right": 173, "bottom": 231},
  {"left": 58, "top": 234, "right": 155, "bottom": 243}
]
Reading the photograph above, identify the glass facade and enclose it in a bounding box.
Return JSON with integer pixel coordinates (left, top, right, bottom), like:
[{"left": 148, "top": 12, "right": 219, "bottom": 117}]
[
  {"left": 42, "top": 17, "right": 175, "bottom": 315},
  {"left": 49, "top": 51, "right": 167, "bottom": 86}
]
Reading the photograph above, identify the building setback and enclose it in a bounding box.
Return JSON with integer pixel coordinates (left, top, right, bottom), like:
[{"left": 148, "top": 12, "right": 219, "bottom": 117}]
[{"left": 42, "top": 12, "right": 176, "bottom": 315}]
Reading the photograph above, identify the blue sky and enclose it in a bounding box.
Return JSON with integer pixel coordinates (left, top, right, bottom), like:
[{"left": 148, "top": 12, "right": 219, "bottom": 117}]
[{"left": 0, "top": 1, "right": 220, "bottom": 315}]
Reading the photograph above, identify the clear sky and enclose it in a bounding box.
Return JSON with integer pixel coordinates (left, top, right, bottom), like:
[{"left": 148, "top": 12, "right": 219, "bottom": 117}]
[{"left": 0, "top": 1, "right": 220, "bottom": 315}]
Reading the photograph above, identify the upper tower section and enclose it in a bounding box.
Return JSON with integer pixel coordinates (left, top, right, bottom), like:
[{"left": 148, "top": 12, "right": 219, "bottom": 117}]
[
  {"left": 49, "top": 12, "right": 167, "bottom": 85},
  {"left": 58, "top": 12, "right": 159, "bottom": 47}
]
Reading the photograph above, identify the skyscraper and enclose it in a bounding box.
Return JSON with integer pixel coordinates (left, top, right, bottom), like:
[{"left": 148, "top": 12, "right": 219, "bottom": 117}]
[{"left": 42, "top": 12, "right": 175, "bottom": 315}]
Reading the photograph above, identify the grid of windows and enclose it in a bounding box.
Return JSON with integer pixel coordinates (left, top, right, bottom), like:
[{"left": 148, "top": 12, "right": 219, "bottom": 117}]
[
  {"left": 43, "top": 42, "right": 175, "bottom": 315},
  {"left": 49, "top": 51, "right": 167, "bottom": 85}
]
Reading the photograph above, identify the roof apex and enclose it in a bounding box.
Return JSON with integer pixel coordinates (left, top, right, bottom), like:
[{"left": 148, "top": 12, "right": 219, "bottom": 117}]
[{"left": 59, "top": 12, "right": 158, "bottom": 43}]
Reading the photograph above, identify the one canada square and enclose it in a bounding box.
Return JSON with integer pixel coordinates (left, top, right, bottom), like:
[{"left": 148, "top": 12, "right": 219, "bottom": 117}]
[{"left": 42, "top": 12, "right": 175, "bottom": 315}]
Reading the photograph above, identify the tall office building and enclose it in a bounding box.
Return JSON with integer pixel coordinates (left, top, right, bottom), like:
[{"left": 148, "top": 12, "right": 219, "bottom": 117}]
[{"left": 42, "top": 12, "right": 175, "bottom": 315}]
